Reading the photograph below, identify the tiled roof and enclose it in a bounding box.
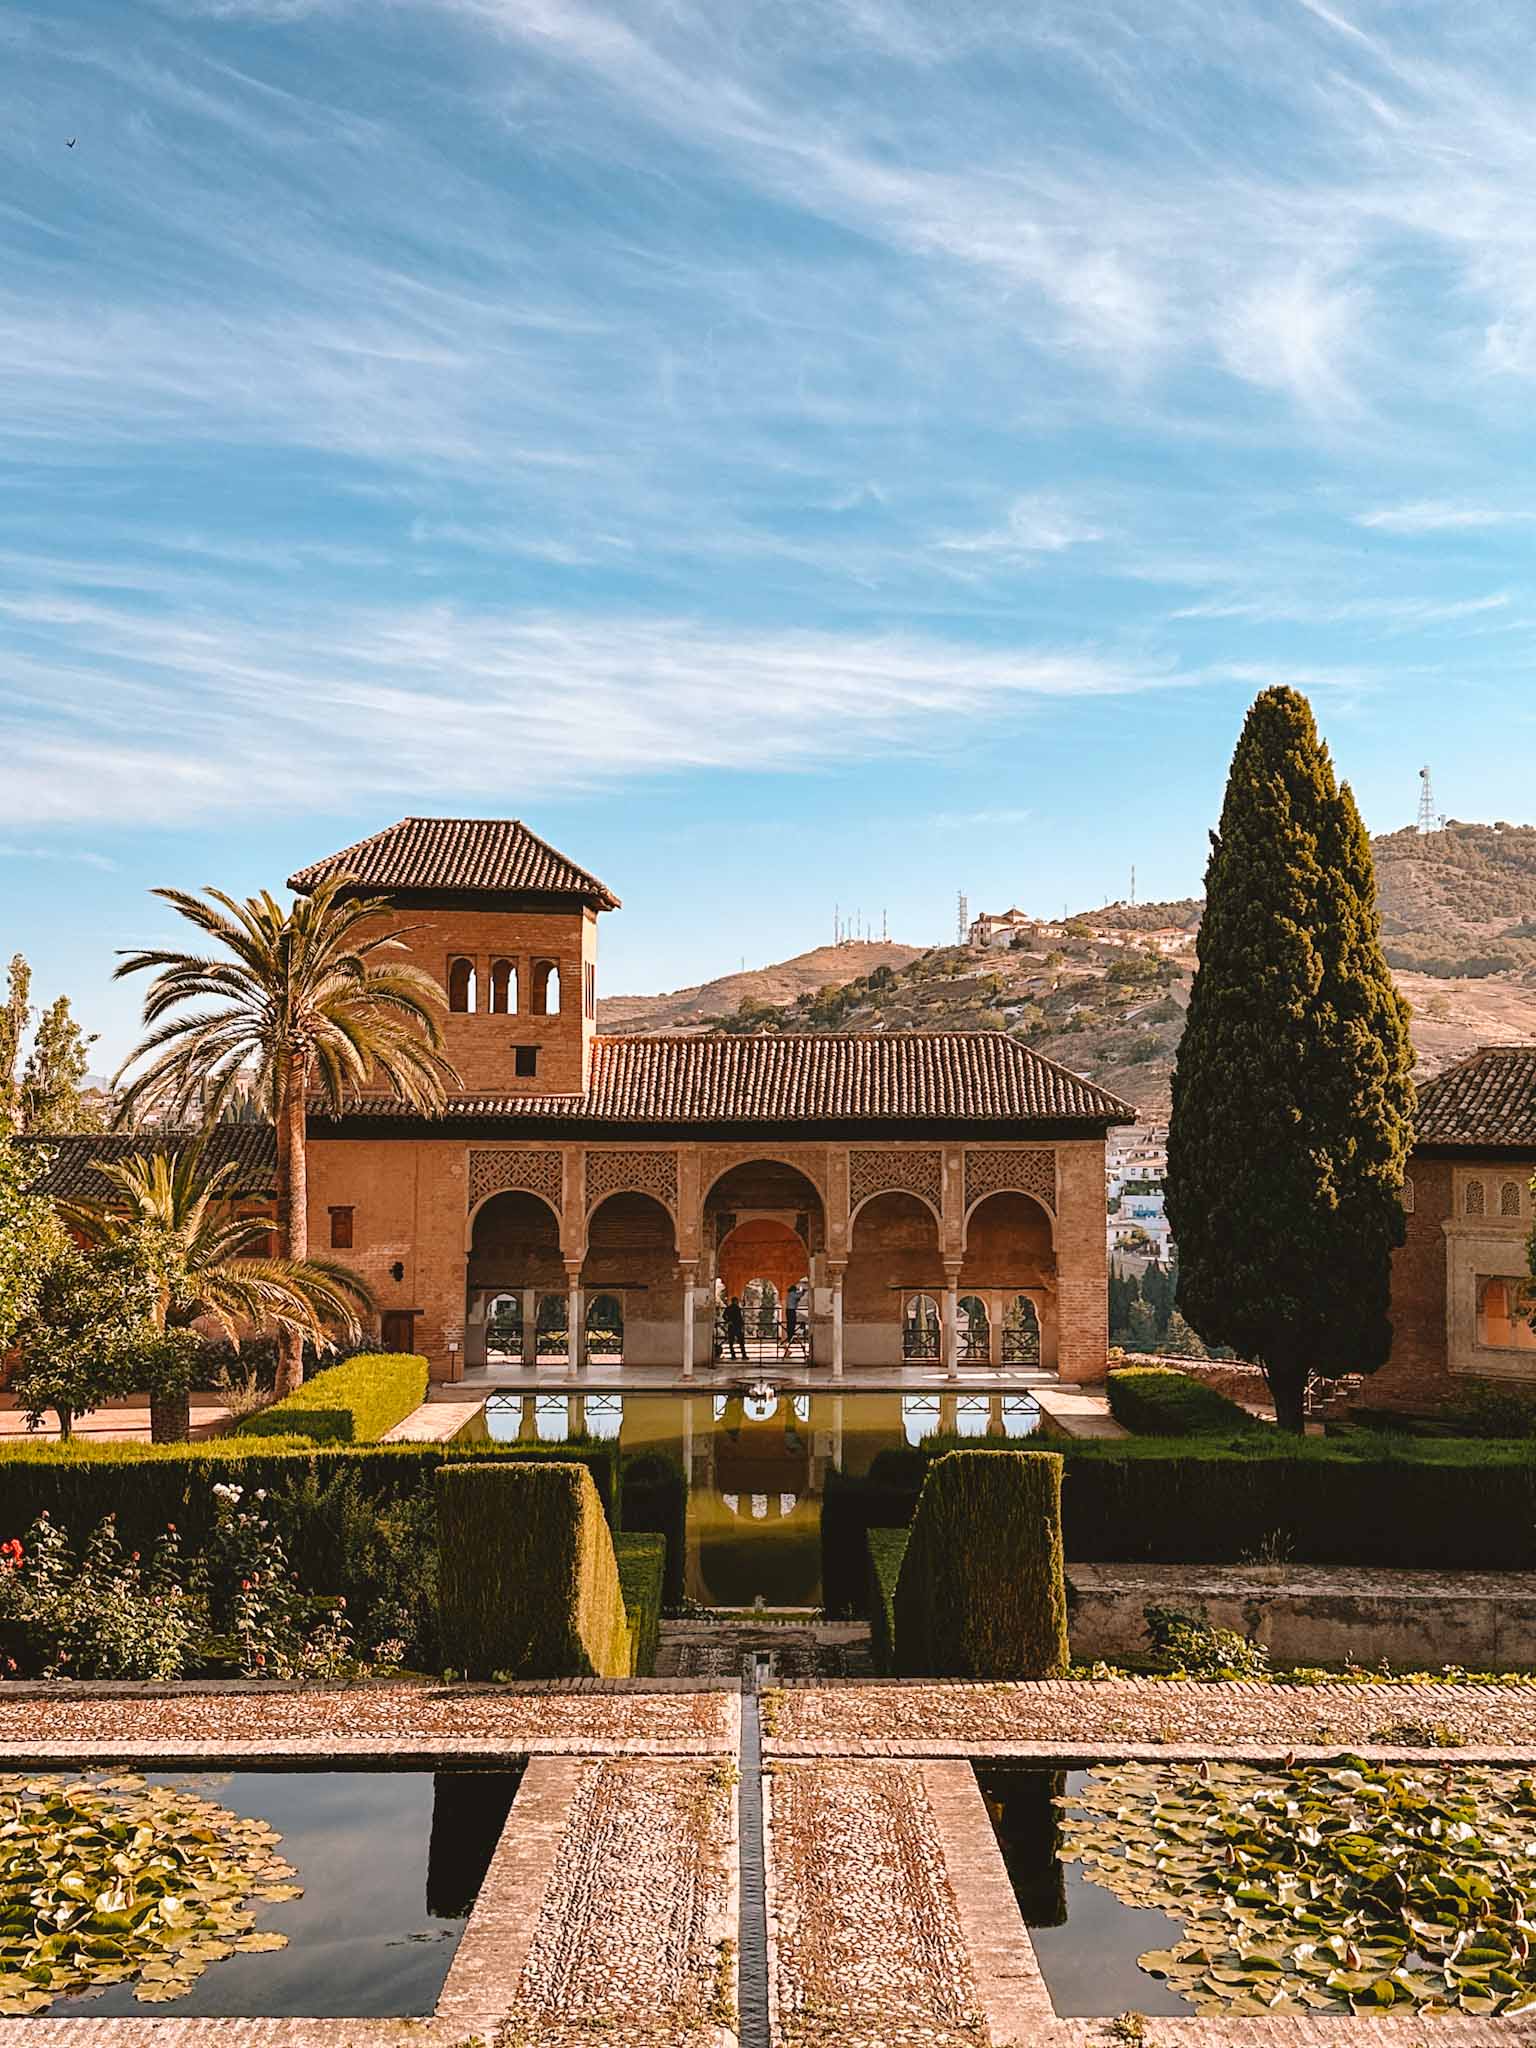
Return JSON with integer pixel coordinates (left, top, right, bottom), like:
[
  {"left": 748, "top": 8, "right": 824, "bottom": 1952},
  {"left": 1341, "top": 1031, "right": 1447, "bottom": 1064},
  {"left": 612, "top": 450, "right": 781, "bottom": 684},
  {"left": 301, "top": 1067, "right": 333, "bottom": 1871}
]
[
  {"left": 17, "top": 1125, "right": 278, "bottom": 1202},
  {"left": 328, "top": 1032, "right": 1135, "bottom": 1127},
  {"left": 288, "top": 818, "right": 620, "bottom": 908},
  {"left": 1415, "top": 1046, "right": 1536, "bottom": 1151}
]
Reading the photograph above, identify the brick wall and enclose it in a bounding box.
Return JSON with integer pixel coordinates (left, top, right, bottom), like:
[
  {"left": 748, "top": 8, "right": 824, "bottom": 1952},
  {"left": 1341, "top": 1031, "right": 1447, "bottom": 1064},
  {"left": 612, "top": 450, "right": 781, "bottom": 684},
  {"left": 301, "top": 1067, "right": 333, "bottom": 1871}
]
[
  {"left": 1365, "top": 1153, "right": 1451, "bottom": 1412},
  {"left": 1055, "top": 1138, "right": 1109, "bottom": 1383},
  {"left": 376, "top": 901, "right": 598, "bottom": 1095}
]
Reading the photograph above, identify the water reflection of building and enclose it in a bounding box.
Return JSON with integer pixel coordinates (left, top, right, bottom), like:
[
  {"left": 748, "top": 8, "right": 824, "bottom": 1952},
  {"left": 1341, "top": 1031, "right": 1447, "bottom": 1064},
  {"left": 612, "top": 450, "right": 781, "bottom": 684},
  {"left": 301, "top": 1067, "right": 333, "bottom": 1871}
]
[{"left": 271, "top": 818, "right": 1132, "bottom": 1383}]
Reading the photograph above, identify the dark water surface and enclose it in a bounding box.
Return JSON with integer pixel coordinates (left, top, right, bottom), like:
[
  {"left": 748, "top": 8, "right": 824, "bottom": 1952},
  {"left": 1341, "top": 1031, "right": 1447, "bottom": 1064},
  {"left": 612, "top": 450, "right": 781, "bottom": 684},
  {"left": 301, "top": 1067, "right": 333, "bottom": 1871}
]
[
  {"left": 44, "top": 1767, "right": 521, "bottom": 2019},
  {"left": 469, "top": 1387, "right": 1044, "bottom": 1607},
  {"left": 976, "top": 1765, "right": 1198, "bottom": 2018}
]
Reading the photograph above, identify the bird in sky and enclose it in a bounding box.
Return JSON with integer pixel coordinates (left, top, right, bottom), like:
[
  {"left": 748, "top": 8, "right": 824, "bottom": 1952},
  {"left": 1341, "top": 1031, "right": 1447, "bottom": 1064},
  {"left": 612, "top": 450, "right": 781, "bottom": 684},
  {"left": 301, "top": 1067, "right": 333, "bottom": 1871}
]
[{"left": 66, "top": 137, "right": 76, "bottom": 147}]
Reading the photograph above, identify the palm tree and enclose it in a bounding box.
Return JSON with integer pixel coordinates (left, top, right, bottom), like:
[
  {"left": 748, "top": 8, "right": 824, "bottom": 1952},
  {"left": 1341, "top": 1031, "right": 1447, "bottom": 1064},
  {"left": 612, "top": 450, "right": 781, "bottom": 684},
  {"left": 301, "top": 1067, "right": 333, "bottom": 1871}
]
[
  {"left": 60, "top": 1139, "right": 378, "bottom": 1440},
  {"left": 113, "top": 876, "right": 456, "bottom": 1394}
]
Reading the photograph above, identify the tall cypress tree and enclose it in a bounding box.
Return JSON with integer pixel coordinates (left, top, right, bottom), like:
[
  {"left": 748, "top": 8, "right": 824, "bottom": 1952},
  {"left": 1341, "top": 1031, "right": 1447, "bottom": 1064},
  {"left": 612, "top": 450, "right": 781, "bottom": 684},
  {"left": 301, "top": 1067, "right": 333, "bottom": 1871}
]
[{"left": 1166, "top": 688, "right": 1414, "bottom": 1431}]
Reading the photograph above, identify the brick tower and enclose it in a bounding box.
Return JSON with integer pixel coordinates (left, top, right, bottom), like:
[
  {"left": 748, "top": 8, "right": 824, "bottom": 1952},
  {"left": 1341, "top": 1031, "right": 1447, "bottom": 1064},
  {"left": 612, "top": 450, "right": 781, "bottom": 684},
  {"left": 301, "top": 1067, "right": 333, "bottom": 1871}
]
[{"left": 288, "top": 817, "right": 620, "bottom": 1096}]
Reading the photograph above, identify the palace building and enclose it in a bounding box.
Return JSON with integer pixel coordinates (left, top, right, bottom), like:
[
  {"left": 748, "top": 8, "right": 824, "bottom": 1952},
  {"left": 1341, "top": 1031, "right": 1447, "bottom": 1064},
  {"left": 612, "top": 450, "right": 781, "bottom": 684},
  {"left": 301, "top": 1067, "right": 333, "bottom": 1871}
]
[
  {"left": 30, "top": 817, "right": 1136, "bottom": 1386},
  {"left": 1370, "top": 1045, "right": 1536, "bottom": 1411}
]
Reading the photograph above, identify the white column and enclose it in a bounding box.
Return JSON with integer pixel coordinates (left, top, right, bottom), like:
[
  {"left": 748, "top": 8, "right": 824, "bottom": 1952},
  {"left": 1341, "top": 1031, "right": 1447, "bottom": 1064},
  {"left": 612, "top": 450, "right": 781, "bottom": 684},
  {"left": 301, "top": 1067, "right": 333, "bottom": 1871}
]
[
  {"left": 943, "top": 1265, "right": 961, "bottom": 1380},
  {"left": 681, "top": 1262, "right": 696, "bottom": 1380},
  {"left": 830, "top": 1265, "right": 845, "bottom": 1379},
  {"left": 522, "top": 1288, "right": 537, "bottom": 1369},
  {"left": 566, "top": 1266, "right": 583, "bottom": 1372}
]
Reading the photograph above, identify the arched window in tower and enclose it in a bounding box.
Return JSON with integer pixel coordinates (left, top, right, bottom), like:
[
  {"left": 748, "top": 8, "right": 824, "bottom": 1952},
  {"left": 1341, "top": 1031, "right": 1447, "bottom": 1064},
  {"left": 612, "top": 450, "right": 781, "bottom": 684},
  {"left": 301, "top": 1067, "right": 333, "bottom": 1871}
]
[
  {"left": 448, "top": 957, "right": 476, "bottom": 1014},
  {"left": 1500, "top": 1180, "right": 1523, "bottom": 1218},
  {"left": 489, "top": 958, "right": 517, "bottom": 1015},
  {"left": 530, "top": 959, "right": 561, "bottom": 1016},
  {"left": 1465, "top": 1179, "right": 1486, "bottom": 1217}
]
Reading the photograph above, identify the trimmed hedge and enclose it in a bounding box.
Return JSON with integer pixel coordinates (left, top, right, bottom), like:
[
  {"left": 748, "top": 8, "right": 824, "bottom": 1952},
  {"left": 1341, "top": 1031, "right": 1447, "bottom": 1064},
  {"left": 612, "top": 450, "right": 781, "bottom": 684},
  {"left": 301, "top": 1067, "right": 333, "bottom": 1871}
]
[
  {"left": 235, "top": 1352, "right": 428, "bottom": 1444},
  {"left": 866, "top": 1528, "right": 908, "bottom": 1676},
  {"left": 892, "top": 1451, "right": 1068, "bottom": 1679},
  {"left": 0, "top": 1437, "right": 622, "bottom": 1567},
  {"left": 615, "top": 1532, "right": 666, "bottom": 1676},
  {"left": 1106, "top": 1366, "right": 1260, "bottom": 1437},
  {"left": 824, "top": 1434, "right": 1536, "bottom": 1614},
  {"left": 436, "top": 1461, "right": 630, "bottom": 1680},
  {"left": 621, "top": 1452, "right": 687, "bottom": 1608}
]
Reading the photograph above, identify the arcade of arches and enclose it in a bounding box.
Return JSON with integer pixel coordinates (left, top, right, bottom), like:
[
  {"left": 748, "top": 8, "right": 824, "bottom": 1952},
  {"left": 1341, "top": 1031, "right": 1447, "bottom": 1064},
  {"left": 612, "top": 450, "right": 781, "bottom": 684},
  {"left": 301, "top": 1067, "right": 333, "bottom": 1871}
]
[{"left": 447, "top": 1139, "right": 1106, "bottom": 1380}]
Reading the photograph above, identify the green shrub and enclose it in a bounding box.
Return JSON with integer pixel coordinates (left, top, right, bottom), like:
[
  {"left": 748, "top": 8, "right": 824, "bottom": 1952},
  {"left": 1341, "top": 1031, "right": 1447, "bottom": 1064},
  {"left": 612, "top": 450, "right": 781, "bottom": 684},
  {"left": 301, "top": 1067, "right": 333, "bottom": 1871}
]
[
  {"left": 235, "top": 1352, "right": 428, "bottom": 1444},
  {"left": 1445, "top": 1380, "right": 1536, "bottom": 1439},
  {"left": 621, "top": 1451, "right": 687, "bottom": 1607},
  {"left": 1143, "top": 1603, "right": 1270, "bottom": 1680},
  {"left": 892, "top": 1450, "right": 1069, "bottom": 1679},
  {"left": 615, "top": 1532, "right": 666, "bottom": 1676},
  {"left": 0, "top": 1438, "right": 619, "bottom": 1667},
  {"left": 1107, "top": 1366, "right": 1260, "bottom": 1437},
  {"left": 1057, "top": 1437, "right": 1536, "bottom": 1569},
  {"left": 435, "top": 1461, "right": 629, "bottom": 1680},
  {"left": 827, "top": 1435, "right": 1536, "bottom": 1605},
  {"left": 866, "top": 1528, "right": 908, "bottom": 1675}
]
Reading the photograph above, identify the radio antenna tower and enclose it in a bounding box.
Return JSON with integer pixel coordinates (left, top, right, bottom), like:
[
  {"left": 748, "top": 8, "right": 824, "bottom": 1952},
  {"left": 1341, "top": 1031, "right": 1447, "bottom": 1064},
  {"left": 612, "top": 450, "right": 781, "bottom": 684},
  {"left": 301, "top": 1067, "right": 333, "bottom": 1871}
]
[
  {"left": 1417, "top": 766, "right": 1438, "bottom": 836},
  {"left": 956, "top": 891, "right": 969, "bottom": 946}
]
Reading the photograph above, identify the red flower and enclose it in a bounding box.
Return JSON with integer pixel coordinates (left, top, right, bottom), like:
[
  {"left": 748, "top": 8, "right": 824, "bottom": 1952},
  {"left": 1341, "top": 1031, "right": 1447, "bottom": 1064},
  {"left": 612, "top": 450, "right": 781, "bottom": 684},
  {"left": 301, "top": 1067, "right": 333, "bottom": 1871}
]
[{"left": 241, "top": 1579, "right": 251, "bottom": 1591}]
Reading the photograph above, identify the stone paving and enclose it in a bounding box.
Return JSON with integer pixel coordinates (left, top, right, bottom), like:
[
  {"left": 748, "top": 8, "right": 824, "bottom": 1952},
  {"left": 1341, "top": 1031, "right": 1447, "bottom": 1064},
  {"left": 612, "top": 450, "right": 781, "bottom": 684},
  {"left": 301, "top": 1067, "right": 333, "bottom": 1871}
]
[
  {"left": 0, "top": 1678, "right": 738, "bottom": 1759},
  {"left": 657, "top": 1620, "right": 876, "bottom": 1680},
  {"left": 489, "top": 1756, "right": 737, "bottom": 2048},
  {"left": 765, "top": 1676, "right": 1536, "bottom": 1759},
  {"left": 767, "top": 1757, "right": 987, "bottom": 2048}
]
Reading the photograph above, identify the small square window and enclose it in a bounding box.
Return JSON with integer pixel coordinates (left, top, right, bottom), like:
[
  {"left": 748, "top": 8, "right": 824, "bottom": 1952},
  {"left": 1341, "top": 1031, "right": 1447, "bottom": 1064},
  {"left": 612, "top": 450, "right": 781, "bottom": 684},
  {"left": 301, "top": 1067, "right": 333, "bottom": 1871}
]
[
  {"left": 514, "top": 1045, "right": 539, "bottom": 1078},
  {"left": 329, "top": 1205, "right": 354, "bottom": 1249}
]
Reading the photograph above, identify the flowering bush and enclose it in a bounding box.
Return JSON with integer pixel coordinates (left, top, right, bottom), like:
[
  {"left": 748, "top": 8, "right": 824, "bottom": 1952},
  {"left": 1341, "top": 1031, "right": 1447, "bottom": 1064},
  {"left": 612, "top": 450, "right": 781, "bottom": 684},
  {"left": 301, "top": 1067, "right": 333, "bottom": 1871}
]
[
  {"left": 206, "top": 1483, "right": 354, "bottom": 1679},
  {"left": 0, "top": 1513, "right": 199, "bottom": 1680},
  {"left": 0, "top": 1486, "right": 360, "bottom": 1682}
]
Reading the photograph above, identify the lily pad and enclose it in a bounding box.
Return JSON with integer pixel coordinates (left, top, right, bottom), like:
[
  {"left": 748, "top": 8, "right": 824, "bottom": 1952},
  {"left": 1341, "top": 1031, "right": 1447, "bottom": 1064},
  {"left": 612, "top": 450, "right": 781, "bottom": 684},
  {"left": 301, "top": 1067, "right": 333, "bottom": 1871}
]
[{"left": 0, "top": 1773, "right": 301, "bottom": 2014}]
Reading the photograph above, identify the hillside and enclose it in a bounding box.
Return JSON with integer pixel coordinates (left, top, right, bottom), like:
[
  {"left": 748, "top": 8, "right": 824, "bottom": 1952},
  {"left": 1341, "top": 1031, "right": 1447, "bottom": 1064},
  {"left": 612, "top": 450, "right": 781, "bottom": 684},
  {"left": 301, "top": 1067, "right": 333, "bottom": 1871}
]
[
  {"left": 599, "top": 941, "right": 923, "bottom": 1034},
  {"left": 1374, "top": 821, "right": 1536, "bottom": 975},
  {"left": 599, "top": 822, "right": 1536, "bottom": 1117}
]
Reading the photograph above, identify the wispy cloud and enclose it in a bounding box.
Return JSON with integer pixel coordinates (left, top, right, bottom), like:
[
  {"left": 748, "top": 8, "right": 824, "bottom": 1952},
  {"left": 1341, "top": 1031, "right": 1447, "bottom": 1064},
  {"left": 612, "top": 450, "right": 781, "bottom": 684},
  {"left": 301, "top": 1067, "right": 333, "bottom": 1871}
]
[
  {"left": 1172, "top": 591, "right": 1513, "bottom": 630},
  {"left": 0, "top": 843, "right": 116, "bottom": 870},
  {"left": 940, "top": 495, "right": 1107, "bottom": 559},
  {"left": 1354, "top": 501, "right": 1526, "bottom": 535},
  {"left": 0, "top": 592, "right": 1192, "bottom": 825}
]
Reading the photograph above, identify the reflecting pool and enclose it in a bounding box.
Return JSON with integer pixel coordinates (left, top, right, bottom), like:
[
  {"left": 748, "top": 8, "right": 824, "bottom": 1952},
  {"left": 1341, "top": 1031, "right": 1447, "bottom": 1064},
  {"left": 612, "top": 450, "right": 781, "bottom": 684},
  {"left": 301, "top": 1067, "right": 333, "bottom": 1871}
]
[
  {"left": 38, "top": 1768, "right": 521, "bottom": 2019},
  {"left": 463, "top": 1389, "right": 1044, "bottom": 1607}
]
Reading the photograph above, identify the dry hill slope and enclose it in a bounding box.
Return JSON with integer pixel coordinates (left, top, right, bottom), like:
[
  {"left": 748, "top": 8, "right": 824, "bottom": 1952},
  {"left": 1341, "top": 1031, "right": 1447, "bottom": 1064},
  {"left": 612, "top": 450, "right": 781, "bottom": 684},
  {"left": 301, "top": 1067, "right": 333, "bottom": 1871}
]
[
  {"left": 599, "top": 822, "right": 1536, "bottom": 1117},
  {"left": 600, "top": 940, "right": 923, "bottom": 1033}
]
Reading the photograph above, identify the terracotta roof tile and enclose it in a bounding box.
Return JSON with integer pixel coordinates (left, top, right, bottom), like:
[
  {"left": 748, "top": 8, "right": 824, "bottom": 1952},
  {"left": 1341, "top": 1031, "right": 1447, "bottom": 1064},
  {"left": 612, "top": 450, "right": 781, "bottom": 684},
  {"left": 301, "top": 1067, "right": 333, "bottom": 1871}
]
[
  {"left": 1415, "top": 1045, "right": 1536, "bottom": 1150},
  {"left": 288, "top": 817, "right": 620, "bottom": 908},
  {"left": 17, "top": 1124, "right": 278, "bottom": 1202},
  {"left": 331, "top": 1031, "right": 1134, "bottom": 1128}
]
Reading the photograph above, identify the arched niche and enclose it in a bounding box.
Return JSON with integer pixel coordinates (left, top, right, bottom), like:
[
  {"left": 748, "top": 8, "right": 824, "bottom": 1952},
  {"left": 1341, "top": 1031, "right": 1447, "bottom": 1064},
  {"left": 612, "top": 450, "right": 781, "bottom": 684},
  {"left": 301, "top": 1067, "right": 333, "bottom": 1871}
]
[
  {"left": 961, "top": 1189, "right": 1056, "bottom": 1284},
  {"left": 582, "top": 1191, "right": 679, "bottom": 1364}
]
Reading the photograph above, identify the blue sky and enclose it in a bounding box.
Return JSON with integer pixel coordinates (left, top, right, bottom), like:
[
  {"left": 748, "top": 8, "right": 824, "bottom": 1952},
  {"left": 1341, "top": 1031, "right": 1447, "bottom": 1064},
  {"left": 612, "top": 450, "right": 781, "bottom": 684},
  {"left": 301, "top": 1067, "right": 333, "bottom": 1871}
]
[{"left": 4, "top": 0, "right": 1535, "bottom": 1064}]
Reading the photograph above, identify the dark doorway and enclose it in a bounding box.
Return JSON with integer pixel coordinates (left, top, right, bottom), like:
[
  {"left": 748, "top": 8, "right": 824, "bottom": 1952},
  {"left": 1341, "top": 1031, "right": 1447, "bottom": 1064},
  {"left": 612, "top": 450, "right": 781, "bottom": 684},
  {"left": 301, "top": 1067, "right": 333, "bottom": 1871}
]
[{"left": 380, "top": 1310, "right": 418, "bottom": 1353}]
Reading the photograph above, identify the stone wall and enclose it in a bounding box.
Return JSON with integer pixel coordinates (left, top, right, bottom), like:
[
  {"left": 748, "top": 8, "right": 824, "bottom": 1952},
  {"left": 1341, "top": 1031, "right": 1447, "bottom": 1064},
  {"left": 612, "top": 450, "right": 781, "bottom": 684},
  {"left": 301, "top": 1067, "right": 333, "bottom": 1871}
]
[{"left": 1069, "top": 1561, "right": 1536, "bottom": 1670}]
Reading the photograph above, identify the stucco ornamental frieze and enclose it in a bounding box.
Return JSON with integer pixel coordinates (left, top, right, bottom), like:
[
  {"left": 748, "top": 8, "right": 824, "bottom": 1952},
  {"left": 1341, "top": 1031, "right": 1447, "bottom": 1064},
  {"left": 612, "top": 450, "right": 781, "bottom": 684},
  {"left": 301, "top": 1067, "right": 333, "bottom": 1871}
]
[
  {"left": 584, "top": 1147, "right": 680, "bottom": 1215},
  {"left": 467, "top": 1147, "right": 563, "bottom": 1210},
  {"left": 848, "top": 1146, "right": 944, "bottom": 1214},
  {"left": 964, "top": 1146, "right": 1057, "bottom": 1213}
]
